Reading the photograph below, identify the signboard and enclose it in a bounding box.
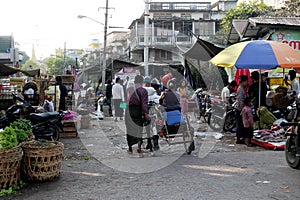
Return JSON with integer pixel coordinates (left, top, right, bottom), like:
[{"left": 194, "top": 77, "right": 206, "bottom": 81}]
[
  {"left": 0, "top": 52, "right": 11, "bottom": 59},
  {"left": 271, "top": 29, "right": 300, "bottom": 52},
  {"left": 269, "top": 77, "right": 300, "bottom": 87}
]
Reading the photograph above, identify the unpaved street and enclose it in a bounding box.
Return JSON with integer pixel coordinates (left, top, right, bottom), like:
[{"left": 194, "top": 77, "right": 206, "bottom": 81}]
[{"left": 6, "top": 117, "right": 300, "bottom": 200}]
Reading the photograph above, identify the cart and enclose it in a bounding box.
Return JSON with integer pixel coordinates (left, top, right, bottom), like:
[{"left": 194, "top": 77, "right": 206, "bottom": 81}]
[{"left": 146, "top": 103, "right": 195, "bottom": 154}]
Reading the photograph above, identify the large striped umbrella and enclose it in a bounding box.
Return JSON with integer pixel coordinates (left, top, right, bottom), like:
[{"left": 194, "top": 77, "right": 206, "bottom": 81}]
[
  {"left": 210, "top": 40, "right": 300, "bottom": 69},
  {"left": 210, "top": 39, "right": 300, "bottom": 127}
]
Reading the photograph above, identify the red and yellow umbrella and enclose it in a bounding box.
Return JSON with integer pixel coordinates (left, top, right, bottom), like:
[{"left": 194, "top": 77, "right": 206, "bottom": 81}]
[{"left": 210, "top": 40, "right": 300, "bottom": 69}]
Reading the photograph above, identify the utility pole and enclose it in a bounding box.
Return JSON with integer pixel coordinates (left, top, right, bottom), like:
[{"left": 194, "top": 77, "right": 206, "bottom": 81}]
[
  {"left": 102, "top": 0, "right": 109, "bottom": 92},
  {"left": 63, "top": 42, "right": 66, "bottom": 75},
  {"left": 144, "top": 0, "right": 149, "bottom": 76}
]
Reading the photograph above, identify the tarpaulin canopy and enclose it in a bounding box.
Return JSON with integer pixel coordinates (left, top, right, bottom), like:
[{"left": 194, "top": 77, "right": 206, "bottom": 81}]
[
  {"left": 0, "top": 63, "right": 40, "bottom": 77},
  {"left": 184, "top": 38, "right": 224, "bottom": 61}
]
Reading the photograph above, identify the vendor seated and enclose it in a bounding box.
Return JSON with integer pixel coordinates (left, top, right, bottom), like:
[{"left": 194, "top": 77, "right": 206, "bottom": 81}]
[
  {"left": 159, "top": 80, "right": 183, "bottom": 127},
  {"left": 159, "top": 80, "right": 181, "bottom": 112}
]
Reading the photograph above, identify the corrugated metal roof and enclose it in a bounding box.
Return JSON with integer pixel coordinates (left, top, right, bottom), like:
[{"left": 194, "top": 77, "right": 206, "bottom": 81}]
[{"left": 249, "top": 17, "right": 300, "bottom": 27}]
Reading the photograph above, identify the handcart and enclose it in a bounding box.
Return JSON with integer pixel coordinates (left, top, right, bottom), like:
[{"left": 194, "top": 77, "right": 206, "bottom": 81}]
[{"left": 147, "top": 104, "right": 195, "bottom": 154}]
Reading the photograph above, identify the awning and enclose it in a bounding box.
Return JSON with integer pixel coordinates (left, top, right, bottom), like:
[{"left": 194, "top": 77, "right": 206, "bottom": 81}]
[
  {"left": 183, "top": 38, "right": 224, "bottom": 61},
  {"left": 0, "top": 63, "right": 40, "bottom": 77}
]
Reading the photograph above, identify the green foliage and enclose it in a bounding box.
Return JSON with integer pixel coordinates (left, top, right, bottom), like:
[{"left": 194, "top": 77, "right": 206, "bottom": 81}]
[
  {"left": 19, "top": 51, "right": 30, "bottom": 66},
  {"left": 10, "top": 119, "right": 32, "bottom": 143},
  {"left": 0, "top": 127, "right": 18, "bottom": 149},
  {"left": 221, "top": 0, "right": 274, "bottom": 34},
  {"left": 10, "top": 119, "right": 32, "bottom": 135},
  {"left": 270, "top": 0, "right": 300, "bottom": 17},
  {"left": 21, "top": 59, "right": 40, "bottom": 71},
  {"left": 44, "top": 56, "right": 76, "bottom": 75},
  {"left": 0, "top": 180, "right": 25, "bottom": 196}
]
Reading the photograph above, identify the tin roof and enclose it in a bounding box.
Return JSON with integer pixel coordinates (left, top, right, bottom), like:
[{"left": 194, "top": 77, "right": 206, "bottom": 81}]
[
  {"left": 249, "top": 17, "right": 300, "bottom": 27},
  {"left": 227, "top": 17, "right": 300, "bottom": 44}
]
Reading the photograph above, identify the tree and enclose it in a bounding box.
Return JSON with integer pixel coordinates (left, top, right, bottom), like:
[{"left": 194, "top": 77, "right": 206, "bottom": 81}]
[
  {"left": 19, "top": 51, "right": 30, "bottom": 66},
  {"left": 271, "top": 0, "right": 300, "bottom": 17},
  {"left": 21, "top": 59, "right": 40, "bottom": 71},
  {"left": 44, "top": 56, "right": 76, "bottom": 75},
  {"left": 221, "top": 1, "right": 273, "bottom": 36}
]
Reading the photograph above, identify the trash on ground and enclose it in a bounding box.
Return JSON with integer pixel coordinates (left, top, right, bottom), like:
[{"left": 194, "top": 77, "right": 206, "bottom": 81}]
[{"left": 194, "top": 132, "right": 224, "bottom": 139}]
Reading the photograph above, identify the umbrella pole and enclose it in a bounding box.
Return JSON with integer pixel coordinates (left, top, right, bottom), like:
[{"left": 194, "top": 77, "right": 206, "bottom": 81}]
[{"left": 258, "top": 70, "right": 262, "bottom": 130}]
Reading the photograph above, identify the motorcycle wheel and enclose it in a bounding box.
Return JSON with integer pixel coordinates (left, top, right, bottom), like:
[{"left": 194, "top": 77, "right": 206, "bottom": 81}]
[
  {"left": 205, "top": 112, "right": 211, "bottom": 125},
  {"left": 223, "top": 112, "right": 236, "bottom": 132},
  {"left": 209, "top": 114, "right": 222, "bottom": 131},
  {"left": 193, "top": 108, "right": 200, "bottom": 120},
  {"left": 52, "top": 127, "right": 60, "bottom": 141},
  {"left": 285, "top": 136, "right": 300, "bottom": 169}
]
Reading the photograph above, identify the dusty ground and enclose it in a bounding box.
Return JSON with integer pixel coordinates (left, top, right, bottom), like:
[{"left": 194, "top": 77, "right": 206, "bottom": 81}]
[{"left": 2, "top": 116, "right": 298, "bottom": 200}]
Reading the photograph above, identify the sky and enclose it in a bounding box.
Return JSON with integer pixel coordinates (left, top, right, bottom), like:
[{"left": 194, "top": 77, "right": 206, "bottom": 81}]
[{"left": 0, "top": 0, "right": 203, "bottom": 59}]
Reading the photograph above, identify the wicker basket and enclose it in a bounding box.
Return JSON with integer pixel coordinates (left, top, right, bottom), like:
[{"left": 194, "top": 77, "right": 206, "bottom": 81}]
[
  {"left": 0, "top": 145, "right": 23, "bottom": 189},
  {"left": 21, "top": 141, "right": 64, "bottom": 182}
]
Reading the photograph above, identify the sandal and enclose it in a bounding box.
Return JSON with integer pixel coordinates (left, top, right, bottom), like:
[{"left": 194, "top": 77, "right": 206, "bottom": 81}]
[{"left": 137, "top": 149, "right": 144, "bottom": 158}]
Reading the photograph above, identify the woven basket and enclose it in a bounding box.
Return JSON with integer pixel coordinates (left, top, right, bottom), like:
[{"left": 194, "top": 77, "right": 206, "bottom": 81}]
[
  {"left": 21, "top": 141, "right": 64, "bottom": 182},
  {"left": 0, "top": 145, "right": 23, "bottom": 189}
]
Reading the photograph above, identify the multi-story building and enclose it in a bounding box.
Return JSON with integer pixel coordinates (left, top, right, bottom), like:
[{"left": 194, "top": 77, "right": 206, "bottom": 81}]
[{"left": 126, "top": 1, "right": 237, "bottom": 78}]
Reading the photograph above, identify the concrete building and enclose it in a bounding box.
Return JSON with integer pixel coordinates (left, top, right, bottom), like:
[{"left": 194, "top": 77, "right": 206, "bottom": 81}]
[{"left": 127, "top": 1, "right": 237, "bottom": 78}]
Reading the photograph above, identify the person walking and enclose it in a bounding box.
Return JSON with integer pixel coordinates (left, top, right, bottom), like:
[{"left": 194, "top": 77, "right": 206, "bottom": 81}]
[
  {"left": 125, "top": 75, "right": 149, "bottom": 157},
  {"left": 56, "top": 76, "right": 68, "bottom": 111},
  {"left": 112, "top": 77, "right": 125, "bottom": 121},
  {"left": 235, "top": 75, "right": 248, "bottom": 144},
  {"left": 105, "top": 80, "right": 113, "bottom": 116}
]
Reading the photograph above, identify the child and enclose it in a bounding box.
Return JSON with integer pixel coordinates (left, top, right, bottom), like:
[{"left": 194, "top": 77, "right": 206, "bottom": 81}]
[{"left": 241, "top": 97, "right": 254, "bottom": 147}]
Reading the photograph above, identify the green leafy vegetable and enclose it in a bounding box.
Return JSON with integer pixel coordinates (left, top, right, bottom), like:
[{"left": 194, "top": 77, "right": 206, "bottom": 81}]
[
  {"left": 0, "top": 126, "right": 18, "bottom": 149},
  {"left": 10, "top": 119, "right": 32, "bottom": 143}
]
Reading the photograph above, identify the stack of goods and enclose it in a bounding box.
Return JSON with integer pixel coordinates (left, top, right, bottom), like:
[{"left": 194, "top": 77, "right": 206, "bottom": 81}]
[
  {"left": 9, "top": 77, "right": 25, "bottom": 93},
  {"left": 60, "top": 110, "right": 81, "bottom": 137},
  {"left": 0, "top": 78, "right": 15, "bottom": 100},
  {"left": 252, "top": 129, "right": 286, "bottom": 150}
]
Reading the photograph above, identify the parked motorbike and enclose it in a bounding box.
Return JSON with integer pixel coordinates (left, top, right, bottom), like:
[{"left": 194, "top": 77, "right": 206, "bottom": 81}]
[
  {"left": 0, "top": 93, "right": 64, "bottom": 141},
  {"left": 280, "top": 121, "right": 300, "bottom": 169},
  {"left": 207, "top": 94, "right": 236, "bottom": 132},
  {"left": 192, "top": 88, "right": 211, "bottom": 122}
]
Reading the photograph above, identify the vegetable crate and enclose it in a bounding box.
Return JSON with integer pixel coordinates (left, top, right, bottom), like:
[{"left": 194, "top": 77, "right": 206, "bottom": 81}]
[
  {"left": 21, "top": 141, "right": 64, "bottom": 182},
  {"left": 0, "top": 145, "right": 23, "bottom": 189},
  {"left": 60, "top": 120, "right": 78, "bottom": 138}
]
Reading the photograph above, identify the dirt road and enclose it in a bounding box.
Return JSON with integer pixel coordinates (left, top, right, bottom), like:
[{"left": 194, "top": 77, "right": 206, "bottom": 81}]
[{"left": 5, "top": 117, "right": 300, "bottom": 200}]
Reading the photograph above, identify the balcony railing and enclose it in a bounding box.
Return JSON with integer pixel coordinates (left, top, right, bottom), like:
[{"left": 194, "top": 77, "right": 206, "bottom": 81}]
[
  {"left": 130, "top": 34, "right": 193, "bottom": 49},
  {"left": 150, "top": 2, "right": 211, "bottom": 12}
]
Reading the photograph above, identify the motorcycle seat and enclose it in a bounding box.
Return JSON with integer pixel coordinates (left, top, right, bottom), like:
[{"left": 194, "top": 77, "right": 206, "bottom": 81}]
[{"left": 30, "top": 112, "right": 60, "bottom": 122}]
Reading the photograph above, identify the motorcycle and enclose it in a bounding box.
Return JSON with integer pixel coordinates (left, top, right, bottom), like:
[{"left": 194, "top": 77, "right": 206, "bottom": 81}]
[
  {"left": 280, "top": 121, "right": 300, "bottom": 169},
  {"left": 207, "top": 94, "right": 236, "bottom": 132},
  {"left": 0, "top": 93, "right": 64, "bottom": 141},
  {"left": 192, "top": 88, "right": 211, "bottom": 122}
]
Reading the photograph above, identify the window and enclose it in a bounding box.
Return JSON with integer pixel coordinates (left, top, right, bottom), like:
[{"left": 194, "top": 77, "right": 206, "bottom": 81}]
[
  {"left": 194, "top": 21, "right": 215, "bottom": 36},
  {"left": 154, "top": 49, "right": 172, "bottom": 61}
]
